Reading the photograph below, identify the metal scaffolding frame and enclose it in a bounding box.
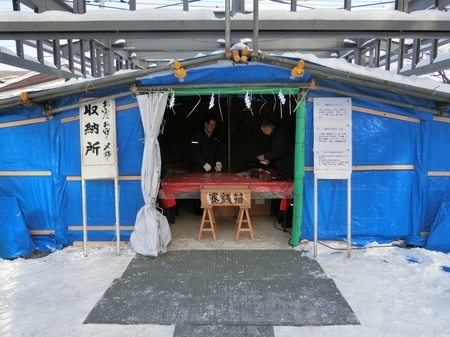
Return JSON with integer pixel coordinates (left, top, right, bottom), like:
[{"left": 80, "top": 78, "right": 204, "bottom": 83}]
[
  {"left": 2, "top": 52, "right": 449, "bottom": 115},
  {"left": 0, "top": 0, "right": 449, "bottom": 79}
]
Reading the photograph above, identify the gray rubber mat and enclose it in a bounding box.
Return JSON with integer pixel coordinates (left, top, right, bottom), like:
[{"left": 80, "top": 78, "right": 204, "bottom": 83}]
[
  {"left": 173, "top": 325, "right": 274, "bottom": 337},
  {"left": 84, "top": 250, "right": 359, "bottom": 328}
]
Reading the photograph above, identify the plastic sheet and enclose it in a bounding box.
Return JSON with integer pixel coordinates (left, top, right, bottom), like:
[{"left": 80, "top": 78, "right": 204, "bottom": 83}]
[
  {"left": 159, "top": 172, "right": 294, "bottom": 200},
  {"left": 31, "top": 236, "right": 63, "bottom": 253},
  {"left": 425, "top": 196, "right": 450, "bottom": 253},
  {"left": 0, "top": 197, "right": 35, "bottom": 259},
  {"left": 139, "top": 62, "right": 310, "bottom": 87},
  {"left": 0, "top": 91, "right": 144, "bottom": 250}
]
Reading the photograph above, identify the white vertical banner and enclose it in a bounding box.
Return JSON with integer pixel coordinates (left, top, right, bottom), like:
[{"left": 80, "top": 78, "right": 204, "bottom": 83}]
[
  {"left": 313, "top": 97, "right": 352, "bottom": 258},
  {"left": 80, "top": 99, "right": 118, "bottom": 179},
  {"left": 79, "top": 98, "right": 120, "bottom": 256}
]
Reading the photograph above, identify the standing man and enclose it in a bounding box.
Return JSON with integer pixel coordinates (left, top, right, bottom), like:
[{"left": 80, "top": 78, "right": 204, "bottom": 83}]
[
  {"left": 189, "top": 114, "right": 222, "bottom": 215},
  {"left": 257, "top": 119, "right": 294, "bottom": 180},
  {"left": 189, "top": 113, "right": 222, "bottom": 173},
  {"left": 257, "top": 119, "right": 295, "bottom": 228}
]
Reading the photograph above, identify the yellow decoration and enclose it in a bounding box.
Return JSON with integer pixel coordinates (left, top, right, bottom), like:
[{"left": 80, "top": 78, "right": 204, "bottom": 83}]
[
  {"left": 173, "top": 59, "right": 182, "bottom": 70},
  {"left": 231, "top": 50, "right": 240, "bottom": 63},
  {"left": 241, "top": 47, "right": 249, "bottom": 63},
  {"left": 291, "top": 59, "right": 305, "bottom": 77},
  {"left": 174, "top": 67, "right": 187, "bottom": 79},
  {"left": 173, "top": 59, "right": 186, "bottom": 79},
  {"left": 20, "top": 92, "right": 29, "bottom": 102}
]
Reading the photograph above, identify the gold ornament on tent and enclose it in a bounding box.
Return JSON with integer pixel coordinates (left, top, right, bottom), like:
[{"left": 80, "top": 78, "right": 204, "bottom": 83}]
[
  {"left": 172, "top": 59, "right": 186, "bottom": 81},
  {"left": 290, "top": 59, "right": 305, "bottom": 79}
]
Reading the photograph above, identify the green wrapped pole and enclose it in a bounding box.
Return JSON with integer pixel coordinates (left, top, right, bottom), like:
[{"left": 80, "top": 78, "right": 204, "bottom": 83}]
[{"left": 291, "top": 92, "right": 306, "bottom": 246}]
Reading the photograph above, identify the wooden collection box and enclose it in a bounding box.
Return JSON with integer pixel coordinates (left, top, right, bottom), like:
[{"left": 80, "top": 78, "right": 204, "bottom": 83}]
[{"left": 200, "top": 185, "right": 251, "bottom": 209}]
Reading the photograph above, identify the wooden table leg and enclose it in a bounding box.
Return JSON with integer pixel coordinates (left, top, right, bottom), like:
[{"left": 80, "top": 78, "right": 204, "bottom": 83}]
[
  {"left": 198, "top": 208, "right": 217, "bottom": 241},
  {"left": 235, "top": 207, "right": 254, "bottom": 242}
]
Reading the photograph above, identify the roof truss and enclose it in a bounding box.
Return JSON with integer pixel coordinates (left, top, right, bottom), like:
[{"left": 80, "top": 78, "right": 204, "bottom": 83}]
[{"left": 0, "top": 0, "right": 450, "bottom": 78}]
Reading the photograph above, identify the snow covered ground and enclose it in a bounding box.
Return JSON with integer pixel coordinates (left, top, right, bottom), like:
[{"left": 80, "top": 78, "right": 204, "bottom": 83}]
[{"left": 1, "top": 239, "right": 450, "bottom": 337}]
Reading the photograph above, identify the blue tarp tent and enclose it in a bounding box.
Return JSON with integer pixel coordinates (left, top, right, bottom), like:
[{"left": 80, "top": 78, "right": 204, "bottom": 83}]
[{"left": 1, "top": 54, "right": 450, "bottom": 255}]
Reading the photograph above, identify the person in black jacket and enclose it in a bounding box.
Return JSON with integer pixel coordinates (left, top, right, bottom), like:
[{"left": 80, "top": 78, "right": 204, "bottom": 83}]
[
  {"left": 257, "top": 119, "right": 294, "bottom": 180},
  {"left": 257, "top": 119, "right": 295, "bottom": 228},
  {"left": 188, "top": 114, "right": 222, "bottom": 173},
  {"left": 189, "top": 114, "right": 222, "bottom": 214}
]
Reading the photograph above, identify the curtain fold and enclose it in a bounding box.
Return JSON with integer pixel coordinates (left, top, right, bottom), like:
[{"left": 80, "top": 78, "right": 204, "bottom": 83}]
[{"left": 130, "top": 93, "right": 172, "bottom": 256}]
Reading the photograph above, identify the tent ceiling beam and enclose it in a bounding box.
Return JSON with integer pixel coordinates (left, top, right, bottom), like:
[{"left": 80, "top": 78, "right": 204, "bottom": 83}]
[
  {"left": 258, "top": 54, "right": 450, "bottom": 105},
  {"left": 49, "top": 90, "right": 133, "bottom": 116},
  {"left": 46, "top": 85, "right": 304, "bottom": 117},
  {"left": 1, "top": 53, "right": 450, "bottom": 113},
  {"left": 136, "top": 85, "right": 301, "bottom": 96},
  {"left": 137, "top": 82, "right": 306, "bottom": 90}
]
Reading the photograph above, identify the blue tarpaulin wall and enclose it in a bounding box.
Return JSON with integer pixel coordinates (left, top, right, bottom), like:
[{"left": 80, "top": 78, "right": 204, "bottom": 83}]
[
  {"left": 426, "top": 196, "right": 450, "bottom": 253},
  {"left": 1, "top": 60, "right": 450, "bottom": 255},
  {"left": 0, "top": 197, "right": 35, "bottom": 258},
  {"left": 0, "top": 85, "right": 143, "bottom": 252},
  {"left": 301, "top": 80, "right": 428, "bottom": 245}
]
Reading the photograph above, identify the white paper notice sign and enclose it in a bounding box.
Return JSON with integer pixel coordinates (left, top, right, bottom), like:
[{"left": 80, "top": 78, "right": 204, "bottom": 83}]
[
  {"left": 314, "top": 99, "right": 351, "bottom": 122},
  {"left": 79, "top": 99, "right": 118, "bottom": 179},
  {"left": 313, "top": 125, "right": 351, "bottom": 147},
  {"left": 313, "top": 97, "right": 352, "bottom": 178},
  {"left": 314, "top": 149, "right": 352, "bottom": 174}
]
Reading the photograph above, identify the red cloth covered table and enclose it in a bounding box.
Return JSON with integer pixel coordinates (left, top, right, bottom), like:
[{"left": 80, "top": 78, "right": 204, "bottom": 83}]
[{"left": 159, "top": 172, "right": 294, "bottom": 209}]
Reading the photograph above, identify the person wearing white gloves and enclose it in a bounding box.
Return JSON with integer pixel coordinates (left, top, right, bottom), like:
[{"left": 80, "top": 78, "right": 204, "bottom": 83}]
[
  {"left": 188, "top": 113, "right": 222, "bottom": 173},
  {"left": 188, "top": 114, "right": 222, "bottom": 214}
]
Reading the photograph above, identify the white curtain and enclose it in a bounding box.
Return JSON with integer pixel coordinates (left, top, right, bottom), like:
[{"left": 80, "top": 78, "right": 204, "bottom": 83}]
[{"left": 130, "top": 93, "right": 172, "bottom": 256}]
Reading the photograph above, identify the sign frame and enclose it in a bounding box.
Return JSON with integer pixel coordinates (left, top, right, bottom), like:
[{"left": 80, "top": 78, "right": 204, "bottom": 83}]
[{"left": 313, "top": 97, "right": 353, "bottom": 258}]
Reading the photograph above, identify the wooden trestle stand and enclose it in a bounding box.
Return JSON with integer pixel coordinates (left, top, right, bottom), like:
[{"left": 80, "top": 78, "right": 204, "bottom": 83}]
[{"left": 199, "top": 185, "right": 253, "bottom": 242}]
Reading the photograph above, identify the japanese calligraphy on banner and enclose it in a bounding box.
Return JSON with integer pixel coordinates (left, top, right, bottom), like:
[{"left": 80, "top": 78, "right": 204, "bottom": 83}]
[
  {"left": 79, "top": 99, "right": 118, "bottom": 179},
  {"left": 200, "top": 186, "right": 251, "bottom": 208},
  {"left": 313, "top": 97, "right": 352, "bottom": 178}
]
